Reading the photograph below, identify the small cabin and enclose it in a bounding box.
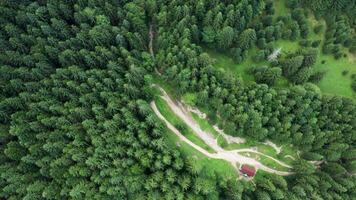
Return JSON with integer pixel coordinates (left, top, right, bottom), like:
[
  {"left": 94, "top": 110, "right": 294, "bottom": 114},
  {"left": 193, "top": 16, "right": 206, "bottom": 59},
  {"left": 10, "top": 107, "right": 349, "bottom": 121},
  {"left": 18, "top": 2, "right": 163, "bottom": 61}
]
[{"left": 240, "top": 165, "right": 256, "bottom": 177}]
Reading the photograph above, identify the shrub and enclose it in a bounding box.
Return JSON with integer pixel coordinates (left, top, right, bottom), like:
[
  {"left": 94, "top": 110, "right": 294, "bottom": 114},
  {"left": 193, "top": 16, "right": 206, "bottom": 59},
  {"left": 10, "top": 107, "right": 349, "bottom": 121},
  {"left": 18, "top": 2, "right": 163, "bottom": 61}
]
[
  {"left": 352, "top": 81, "right": 356, "bottom": 92},
  {"left": 309, "top": 71, "right": 326, "bottom": 83},
  {"left": 313, "top": 24, "right": 324, "bottom": 34},
  {"left": 351, "top": 74, "right": 356, "bottom": 80},
  {"left": 299, "top": 39, "right": 311, "bottom": 47},
  {"left": 282, "top": 29, "right": 292, "bottom": 39},
  {"left": 253, "top": 51, "right": 266, "bottom": 62},
  {"left": 334, "top": 52, "right": 343, "bottom": 59},
  {"left": 350, "top": 46, "right": 356, "bottom": 54},
  {"left": 322, "top": 43, "right": 334, "bottom": 54},
  {"left": 286, "top": 0, "right": 301, "bottom": 9},
  {"left": 176, "top": 123, "right": 187, "bottom": 133},
  {"left": 257, "top": 38, "right": 267, "bottom": 49},
  {"left": 249, "top": 66, "right": 281, "bottom": 85},
  {"left": 311, "top": 40, "right": 321, "bottom": 48},
  {"left": 342, "top": 70, "right": 349, "bottom": 76}
]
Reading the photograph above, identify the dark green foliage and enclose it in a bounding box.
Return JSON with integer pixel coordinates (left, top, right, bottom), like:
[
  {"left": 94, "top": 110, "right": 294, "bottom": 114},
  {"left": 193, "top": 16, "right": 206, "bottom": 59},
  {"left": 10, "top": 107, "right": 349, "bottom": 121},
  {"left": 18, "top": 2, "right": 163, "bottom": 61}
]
[
  {"left": 352, "top": 80, "right": 356, "bottom": 92},
  {"left": 309, "top": 70, "right": 326, "bottom": 83},
  {"left": 311, "top": 40, "right": 321, "bottom": 48},
  {"left": 249, "top": 66, "right": 281, "bottom": 85},
  {"left": 281, "top": 55, "right": 304, "bottom": 77},
  {"left": 238, "top": 29, "right": 257, "bottom": 50},
  {"left": 279, "top": 48, "right": 319, "bottom": 84},
  {"left": 218, "top": 26, "right": 234, "bottom": 49},
  {"left": 301, "top": 152, "right": 324, "bottom": 161},
  {"left": 1, "top": 0, "right": 355, "bottom": 199},
  {"left": 342, "top": 70, "right": 349, "bottom": 76},
  {"left": 313, "top": 24, "right": 324, "bottom": 34}
]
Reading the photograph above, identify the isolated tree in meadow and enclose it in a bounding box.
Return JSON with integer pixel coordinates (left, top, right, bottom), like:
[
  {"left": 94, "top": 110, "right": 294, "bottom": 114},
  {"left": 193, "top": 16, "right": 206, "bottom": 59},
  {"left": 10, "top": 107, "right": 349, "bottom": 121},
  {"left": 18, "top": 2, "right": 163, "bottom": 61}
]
[
  {"left": 291, "top": 67, "right": 311, "bottom": 84},
  {"left": 281, "top": 55, "right": 304, "bottom": 77},
  {"left": 250, "top": 66, "right": 281, "bottom": 85},
  {"left": 299, "top": 48, "right": 318, "bottom": 68}
]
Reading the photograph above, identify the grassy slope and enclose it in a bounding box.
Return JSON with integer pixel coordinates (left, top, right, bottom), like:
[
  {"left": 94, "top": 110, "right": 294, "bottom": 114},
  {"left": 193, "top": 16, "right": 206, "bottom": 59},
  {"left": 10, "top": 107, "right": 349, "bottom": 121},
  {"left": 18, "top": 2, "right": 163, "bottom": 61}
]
[
  {"left": 205, "top": 0, "right": 356, "bottom": 98},
  {"left": 153, "top": 77, "right": 238, "bottom": 178},
  {"left": 163, "top": 128, "right": 238, "bottom": 179},
  {"left": 239, "top": 152, "right": 292, "bottom": 172},
  {"left": 155, "top": 97, "right": 215, "bottom": 153},
  {"left": 273, "top": 1, "right": 356, "bottom": 98},
  {"left": 182, "top": 92, "right": 298, "bottom": 165}
]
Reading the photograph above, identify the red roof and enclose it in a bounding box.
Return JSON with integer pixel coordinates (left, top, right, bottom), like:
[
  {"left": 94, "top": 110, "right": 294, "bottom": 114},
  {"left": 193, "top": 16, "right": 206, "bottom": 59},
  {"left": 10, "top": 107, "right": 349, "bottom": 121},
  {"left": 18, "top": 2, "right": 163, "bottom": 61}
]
[{"left": 240, "top": 165, "right": 256, "bottom": 177}]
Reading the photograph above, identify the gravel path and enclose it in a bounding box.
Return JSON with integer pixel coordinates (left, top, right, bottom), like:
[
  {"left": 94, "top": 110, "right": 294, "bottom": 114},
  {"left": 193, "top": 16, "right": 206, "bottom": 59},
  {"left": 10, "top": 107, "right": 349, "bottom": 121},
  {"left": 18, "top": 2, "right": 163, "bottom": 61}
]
[
  {"left": 151, "top": 86, "right": 294, "bottom": 176},
  {"left": 213, "top": 125, "right": 245, "bottom": 144},
  {"left": 149, "top": 24, "right": 154, "bottom": 58},
  {"left": 231, "top": 149, "right": 292, "bottom": 168}
]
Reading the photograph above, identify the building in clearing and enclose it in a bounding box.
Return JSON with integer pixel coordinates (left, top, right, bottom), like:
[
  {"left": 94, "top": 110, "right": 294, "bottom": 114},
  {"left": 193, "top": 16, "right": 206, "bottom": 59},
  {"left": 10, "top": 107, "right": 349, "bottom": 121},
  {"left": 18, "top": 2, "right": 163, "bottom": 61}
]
[{"left": 240, "top": 165, "right": 256, "bottom": 177}]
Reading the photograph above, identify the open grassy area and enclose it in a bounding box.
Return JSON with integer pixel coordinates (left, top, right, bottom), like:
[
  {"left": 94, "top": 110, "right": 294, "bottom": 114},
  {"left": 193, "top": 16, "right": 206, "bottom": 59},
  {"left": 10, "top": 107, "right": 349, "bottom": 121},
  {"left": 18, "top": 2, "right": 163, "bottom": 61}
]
[
  {"left": 181, "top": 92, "right": 197, "bottom": 106},
  {"left": 185, "top": 100, "right": 299, "bottom": 165},
  {"left": 239, "top": 152, "right": 292, "bottom": 172},
  {"left": 190, "top": 113, "right": 219, "bottom": 138},
  {"left": 205, "top": 0, "right": 356, "bottom": 98},
  {"left": 179, "top": 87, "right": 300, "bottom": 165},
  {"left": 155, "top": 96, "right": 215, "bottom": 153},
  {"left": 314, "top": 54, "right": 356, "bottom": 98},
  {"left": 273, "top": 0, "right": 288, "bottom": 17},
  {"left": 163, "top": 126, "right": 238, "bottom": 179},
  {"left": 154, "top": 83, "right": 299, "bottom": 175},
  {"left": 204, "top": 47, "right": 264, "bottom": 83}
]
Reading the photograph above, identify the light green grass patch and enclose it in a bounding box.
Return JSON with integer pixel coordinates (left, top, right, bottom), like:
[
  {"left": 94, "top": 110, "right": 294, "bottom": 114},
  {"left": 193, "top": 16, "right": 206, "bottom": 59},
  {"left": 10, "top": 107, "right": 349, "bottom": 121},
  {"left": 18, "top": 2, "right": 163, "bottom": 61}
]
[
  {"left": 239, "top": 152, "right": 292, "bottom": 172},
  {"left": 314, "top": 54, "right": 356, "bottom": 98},
  {"left": 181, "top": 93, "right": 197, "bottom": 106},
  {"left": 273, "top": 0, "right": 289, "bottom": 17},
  {"left": 163, "top": 127, "right": 237, "bottom": 179},
  {"left": 155, "top": 97, "right": 215, "bottom": 153},
  {"left": 190, "top": 113, "right": 220, "bottom": 138},
  {"left": 205, "top": 47, "right": 266, "bottom": 83}
]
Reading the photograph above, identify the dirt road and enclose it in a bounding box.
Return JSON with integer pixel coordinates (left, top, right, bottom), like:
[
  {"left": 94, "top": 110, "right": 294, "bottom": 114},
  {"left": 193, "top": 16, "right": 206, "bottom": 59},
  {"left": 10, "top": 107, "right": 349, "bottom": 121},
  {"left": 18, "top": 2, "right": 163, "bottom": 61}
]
[
  {"left": 149, "top": 24, "right": 154, "bottom": 58},
  {"left": 151, "top": 86, "right": 294, "bottom": 176}
]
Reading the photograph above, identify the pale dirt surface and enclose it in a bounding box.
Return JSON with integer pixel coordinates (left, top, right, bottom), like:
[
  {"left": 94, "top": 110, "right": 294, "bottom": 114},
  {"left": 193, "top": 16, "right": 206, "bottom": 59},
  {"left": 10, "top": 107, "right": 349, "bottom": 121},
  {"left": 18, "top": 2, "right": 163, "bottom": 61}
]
[
  {"left": 213, "top": 125, "right": 246, "bottom": 144},
  {"left": 149, "top": 24, "right": 154, "bottom": 58},
  {"left": 284, "top": 155, "right": 296, "bottom": 160},
  {"left": 151, "top": 86, "right": 294, "bottom": 176},
  {"left": 181, "top": 99, "right": 245, "bottom": 144},
  {"left": 183, "top": 103, "right": 207, "bottom": 119},
  {"left": 231, "top": 149, "right": 292, "bottom": 168}
]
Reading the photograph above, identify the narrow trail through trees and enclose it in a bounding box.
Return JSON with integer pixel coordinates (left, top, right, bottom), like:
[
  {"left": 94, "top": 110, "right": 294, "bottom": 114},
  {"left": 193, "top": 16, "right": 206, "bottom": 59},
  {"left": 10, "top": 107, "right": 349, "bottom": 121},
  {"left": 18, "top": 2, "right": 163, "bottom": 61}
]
[
  {"left": 149, "top": 24, "right": 154, "bottom": 58},
  {"left": 151, "top": 86, "right": 294, "bottom": 176}
]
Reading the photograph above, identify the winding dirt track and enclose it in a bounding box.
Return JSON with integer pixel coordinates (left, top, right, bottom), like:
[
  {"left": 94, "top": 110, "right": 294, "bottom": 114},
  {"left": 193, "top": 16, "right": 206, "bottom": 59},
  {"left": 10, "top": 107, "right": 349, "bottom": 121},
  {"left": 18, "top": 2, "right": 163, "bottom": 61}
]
[
  {"left": 151, "top": 86, "right": 294, "bottom": 176},
  {"left": 149, "top": 24, "right": 154, "bottom": 58}
]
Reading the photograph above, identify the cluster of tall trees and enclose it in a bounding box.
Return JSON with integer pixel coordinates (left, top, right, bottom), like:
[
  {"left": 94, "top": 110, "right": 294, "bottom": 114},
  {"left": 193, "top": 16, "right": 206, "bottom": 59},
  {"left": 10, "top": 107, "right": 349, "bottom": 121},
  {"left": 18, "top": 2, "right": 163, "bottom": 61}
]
[
  {"left": 172, "top": 0, "right": 311, "bottom": 64},
  {"left": 301, "top": 0, "right": 356, "bottom": 57},
  {"left": 279, "top": 48, "right": 324, "bottom": 84},
  {"left": 0, "top": 1, "right": 244, "bottom": 199},
  {"left": 154, "top": 0, "right": 356, "bottom": 199},
  {"left": 249, "top": 65, "right": 281, "bottom": 85},
  {"left": 1, "top": 0, "right": 355, "bottom": 199}
]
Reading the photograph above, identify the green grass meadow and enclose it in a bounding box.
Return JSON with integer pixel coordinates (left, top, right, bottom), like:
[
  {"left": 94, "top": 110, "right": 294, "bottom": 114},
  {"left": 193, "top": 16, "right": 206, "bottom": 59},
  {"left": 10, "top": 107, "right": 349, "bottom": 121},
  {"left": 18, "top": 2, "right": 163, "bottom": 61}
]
[{"left": 204, "top": 0, "right": 355, "bottom": 98}]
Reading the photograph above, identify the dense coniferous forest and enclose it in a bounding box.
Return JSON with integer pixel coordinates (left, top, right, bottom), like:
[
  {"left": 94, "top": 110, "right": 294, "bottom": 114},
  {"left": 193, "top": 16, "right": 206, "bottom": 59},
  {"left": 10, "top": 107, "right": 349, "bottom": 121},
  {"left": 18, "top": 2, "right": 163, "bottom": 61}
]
[{"left": 0, "top": 0, "right": 355, "bottom": 199}]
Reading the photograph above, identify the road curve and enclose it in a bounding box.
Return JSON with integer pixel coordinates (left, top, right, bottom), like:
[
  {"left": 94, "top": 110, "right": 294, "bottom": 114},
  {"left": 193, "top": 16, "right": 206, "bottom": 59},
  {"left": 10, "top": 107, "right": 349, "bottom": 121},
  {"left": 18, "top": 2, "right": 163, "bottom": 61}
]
[
  {"left": 151, "top": 99, "right": 293, "bottom": 176},
  {"left": 231, "top": 149, "right": 292, "bottom": 168}
]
